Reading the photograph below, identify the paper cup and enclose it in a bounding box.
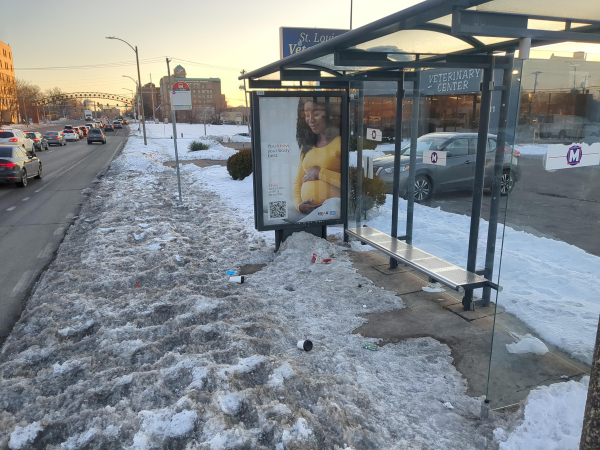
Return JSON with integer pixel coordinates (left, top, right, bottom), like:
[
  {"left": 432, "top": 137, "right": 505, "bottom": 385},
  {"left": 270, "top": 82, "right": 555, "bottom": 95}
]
[
  {"left": 297, "top": 340, "right": 313, "bottom": 351},
  {"left": 229, "top": 276, "right": 245, "bottom": 284}
]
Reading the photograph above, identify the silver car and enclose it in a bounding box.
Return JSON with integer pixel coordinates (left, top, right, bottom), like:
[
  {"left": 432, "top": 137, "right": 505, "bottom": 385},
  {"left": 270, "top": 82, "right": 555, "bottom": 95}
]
[{"left": 372, "top": 132, "right": 521, "bottom": 202}]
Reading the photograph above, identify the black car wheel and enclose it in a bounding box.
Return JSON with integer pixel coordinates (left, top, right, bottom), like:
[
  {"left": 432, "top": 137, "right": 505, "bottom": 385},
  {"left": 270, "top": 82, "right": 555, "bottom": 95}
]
[
  {"left": 16, "top": 169, "right": 27, "bottom": 188},
  {"left": 500, "top": 170, "right": 514, "bottom": 196},
  {"left": 413, "top": 175, "right": 432, "bottom": 202},
  {"left": 35, "top": 163, "right": 42, "bottom": 179}
]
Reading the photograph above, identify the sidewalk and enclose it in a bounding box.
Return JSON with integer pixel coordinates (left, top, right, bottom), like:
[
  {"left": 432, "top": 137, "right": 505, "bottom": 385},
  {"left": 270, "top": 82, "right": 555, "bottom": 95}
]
[{"left": 0, "top": 136, "right": 506, "bottom": 449}]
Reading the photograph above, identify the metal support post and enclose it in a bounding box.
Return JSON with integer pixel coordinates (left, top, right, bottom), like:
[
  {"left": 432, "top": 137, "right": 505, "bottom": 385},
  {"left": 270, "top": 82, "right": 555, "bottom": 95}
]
[
  {"left": 356, "top": 85, "right": 364, "bottom": 226},
  {"left": 134, "top": 46, "right": 147, "bottom": 145},
  {"left": 463, "top": 55, "right": 495, "bottom": 311},
  {"left": 481, "top": 54, "right": 517, "bottom": 306},
  {"left": 390, "top": 74, "right": 405, "bottom": 268},
  {"left": 405, "top": 70, "right": 421, "bottom": 245},
  {"left": 166, "top": 58, "right": 183, "bottom": 202}
]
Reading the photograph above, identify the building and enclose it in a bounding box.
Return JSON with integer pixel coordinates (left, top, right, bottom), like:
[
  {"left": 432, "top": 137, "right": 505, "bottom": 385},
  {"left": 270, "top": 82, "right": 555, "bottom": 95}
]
[
  {"left": 159, "top": 65, "right": 223, "bottom": 122},
  {"left": 139, "top": 82, "right": 161, "bottom": 121},
  {"left": 222, "top": 106, "right": 250, "bottom": 124},
  {"left": 0, "top": 40, "right": 18, "bottom": 124}
]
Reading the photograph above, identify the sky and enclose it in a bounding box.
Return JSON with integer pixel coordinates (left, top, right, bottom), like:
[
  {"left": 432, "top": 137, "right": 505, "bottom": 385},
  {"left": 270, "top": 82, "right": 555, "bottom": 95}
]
[{"left": 2, "top": 0, "right": 600, "bottom": 108}]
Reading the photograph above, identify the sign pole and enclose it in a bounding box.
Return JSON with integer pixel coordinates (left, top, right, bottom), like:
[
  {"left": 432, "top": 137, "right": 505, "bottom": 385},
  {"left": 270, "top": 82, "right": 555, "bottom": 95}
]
[{"left": 166, "top": 58, "right": 183, "bottom": 203}]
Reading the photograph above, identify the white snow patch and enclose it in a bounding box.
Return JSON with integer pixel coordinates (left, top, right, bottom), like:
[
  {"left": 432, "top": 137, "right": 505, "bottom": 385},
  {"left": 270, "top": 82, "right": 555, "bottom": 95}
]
[
  {"left": 127, "top": 409, "right": 197, "bottom": 449},
  {"left": 9, "top": 422, "right": 44, "bottom": 449},
  {"left": 495, "top": 377, "right": 589, "bottom": 450},
  {"left": 506, "top": 333, "right": 549, "bottom": 355}
]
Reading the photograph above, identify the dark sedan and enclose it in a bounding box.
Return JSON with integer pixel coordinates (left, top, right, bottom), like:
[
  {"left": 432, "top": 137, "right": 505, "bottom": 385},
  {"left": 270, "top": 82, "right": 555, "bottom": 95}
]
[
  {"left": 87, "top": 129, "right": 106, "bottom": 145},
  {"left": 103, "top": 123, "right": 114, "bottom": 132},
  {"left": 44, "top": 131, "right": 66, "bottom": 146},
  {"left": 0, "top": 145, "right": 42, "bottom": 187},
  {"left": 372, "top": 132, "right": 521, "bottom": 202},
  {"left": 26, "top": 132, "right": 49, "bottom": 151}
]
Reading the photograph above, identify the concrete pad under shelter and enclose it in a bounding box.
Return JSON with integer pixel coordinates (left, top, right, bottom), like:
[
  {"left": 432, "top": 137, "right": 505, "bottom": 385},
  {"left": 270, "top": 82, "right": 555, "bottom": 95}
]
[{"left": 349, "top": 249, "right": 590, "bottom": 409}]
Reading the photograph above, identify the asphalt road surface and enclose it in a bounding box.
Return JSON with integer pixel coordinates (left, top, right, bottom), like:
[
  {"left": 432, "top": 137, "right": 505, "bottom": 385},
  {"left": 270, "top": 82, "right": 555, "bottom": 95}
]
[
  {"left": 427, "top": 155, "right": 600, "bottom": 256},
  {"left": 0, "top": 122, "right": 128, "bottom": 346}
]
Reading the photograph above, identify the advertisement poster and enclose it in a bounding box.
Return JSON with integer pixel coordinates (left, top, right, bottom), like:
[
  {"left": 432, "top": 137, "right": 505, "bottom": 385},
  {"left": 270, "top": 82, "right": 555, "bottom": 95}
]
[{"left": 257, "top": 95, "right": 343, "bottom": 228}]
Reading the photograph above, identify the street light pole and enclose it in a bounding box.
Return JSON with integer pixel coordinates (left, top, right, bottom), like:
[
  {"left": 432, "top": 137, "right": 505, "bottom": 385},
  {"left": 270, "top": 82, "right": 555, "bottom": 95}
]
[
  {"left": 123, "top": 76, "right": 140, "bottom": 131},
  {"left": 106, "top": 36, "right": 147, "bottom": 145}
]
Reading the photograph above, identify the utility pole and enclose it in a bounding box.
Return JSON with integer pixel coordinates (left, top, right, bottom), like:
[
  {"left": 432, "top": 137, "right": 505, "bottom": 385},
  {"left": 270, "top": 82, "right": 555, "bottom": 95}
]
[
  {"left": 580, "top": 315, "right": 600, "bottom": 450},
  {"left": 350, "top": 0, "right": 353, "bottom": 29},
  {"left": 166, "top": 58, "right": 183, "bottom": 203},
  {"left": 150, "top": 73, "right": 156, "bottom": 124}
]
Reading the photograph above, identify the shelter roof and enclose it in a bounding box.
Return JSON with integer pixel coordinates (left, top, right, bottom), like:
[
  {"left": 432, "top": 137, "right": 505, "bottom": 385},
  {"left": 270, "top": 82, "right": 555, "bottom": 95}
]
[{"left": 240, "top": 0, "right": 600, "bottom": 81}]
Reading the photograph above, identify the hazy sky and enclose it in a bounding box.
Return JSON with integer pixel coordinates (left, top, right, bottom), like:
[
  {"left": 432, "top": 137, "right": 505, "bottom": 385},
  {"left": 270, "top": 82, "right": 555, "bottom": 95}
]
[{"left": 2, "top": 0, "right": 600, "bottom": 107}]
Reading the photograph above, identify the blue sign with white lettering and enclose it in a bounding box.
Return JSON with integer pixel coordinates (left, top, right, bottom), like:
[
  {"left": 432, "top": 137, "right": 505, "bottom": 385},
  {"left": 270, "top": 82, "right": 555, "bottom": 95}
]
[{"left": 280, "top": 27, "right": 348, "bottom": 59}]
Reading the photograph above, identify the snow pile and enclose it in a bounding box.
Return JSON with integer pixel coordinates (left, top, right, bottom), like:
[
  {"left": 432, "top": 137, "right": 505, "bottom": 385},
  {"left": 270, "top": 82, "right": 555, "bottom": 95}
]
[
  {"left": 138, "top": 123, "right": 248, "bottom": 140},
  {"left": 0, "top": 135, "right": 499, "bottom": 449},
  {"left": 514, "top": 144, "right": 547, "bottom": 156},
  {"left": 494, "top": 377, "right": 589, "bottom": 450},
  {"left": 506, "top": 333, "right": 549, "bottom": 355}
]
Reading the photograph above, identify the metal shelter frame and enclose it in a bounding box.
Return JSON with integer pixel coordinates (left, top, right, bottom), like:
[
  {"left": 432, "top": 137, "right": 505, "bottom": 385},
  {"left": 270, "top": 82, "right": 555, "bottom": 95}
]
[{"left": 241, "top": 0, "right": 600, "bottom": 310}]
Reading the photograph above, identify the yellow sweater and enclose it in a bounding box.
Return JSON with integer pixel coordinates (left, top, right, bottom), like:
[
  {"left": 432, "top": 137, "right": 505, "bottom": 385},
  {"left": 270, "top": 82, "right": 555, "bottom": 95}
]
[{"left": 293, "top": 135, "right": 342, "bottom": 211}]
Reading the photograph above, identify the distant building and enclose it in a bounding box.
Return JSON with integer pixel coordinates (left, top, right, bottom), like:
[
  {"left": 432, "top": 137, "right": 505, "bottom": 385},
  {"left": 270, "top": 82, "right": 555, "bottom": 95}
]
[
  {"left": 137, "top": 82, "right": 161, "bottom": 120},
  {"left": 222, "top": 106, "right": 250, "bottom": 124},
  {"left": 0, "top": 40, "right": 18, "bottom": 123},
  {"left": 159, "top": 65, "right": 223, "bottom": 122}
]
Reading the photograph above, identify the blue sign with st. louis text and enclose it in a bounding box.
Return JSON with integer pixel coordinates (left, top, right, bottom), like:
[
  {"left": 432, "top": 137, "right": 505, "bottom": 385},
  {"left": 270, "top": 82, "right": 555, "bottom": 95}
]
[{"left": 280, "top": 27, "right": 348, "bottom": 59}]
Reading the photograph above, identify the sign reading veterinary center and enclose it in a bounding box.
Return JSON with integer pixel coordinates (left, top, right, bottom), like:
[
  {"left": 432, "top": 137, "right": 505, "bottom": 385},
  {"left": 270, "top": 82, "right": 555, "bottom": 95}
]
[{"left": 422, "top": 68, "right": 483, "bottom": 96}]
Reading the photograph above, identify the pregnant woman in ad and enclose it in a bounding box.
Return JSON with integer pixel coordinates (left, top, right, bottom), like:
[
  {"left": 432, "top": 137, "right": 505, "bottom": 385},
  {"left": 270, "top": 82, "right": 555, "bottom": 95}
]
[{"left": 293, "top": 97, "right": 342, "bottom": 215}]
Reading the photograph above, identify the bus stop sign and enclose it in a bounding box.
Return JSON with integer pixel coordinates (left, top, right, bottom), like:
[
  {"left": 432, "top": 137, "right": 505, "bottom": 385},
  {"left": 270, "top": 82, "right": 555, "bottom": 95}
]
[{"left": 172, "top": 81, "right": 192, "bottom": 111}]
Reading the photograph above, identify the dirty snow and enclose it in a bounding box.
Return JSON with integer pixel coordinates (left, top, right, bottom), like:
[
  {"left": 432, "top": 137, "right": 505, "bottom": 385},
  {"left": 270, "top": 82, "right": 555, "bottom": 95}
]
[
  {"left": 0, "top": 133, "right": 505, "bottom": 449},
  {"left": 494, "top": 377, "right": 589, "bottom": 450}
]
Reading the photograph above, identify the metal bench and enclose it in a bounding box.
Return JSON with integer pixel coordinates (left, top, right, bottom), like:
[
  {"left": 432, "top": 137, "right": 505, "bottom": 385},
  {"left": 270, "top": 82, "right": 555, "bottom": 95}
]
[{"left": 346, "top": 226, "right": 500, "bottom": 294}]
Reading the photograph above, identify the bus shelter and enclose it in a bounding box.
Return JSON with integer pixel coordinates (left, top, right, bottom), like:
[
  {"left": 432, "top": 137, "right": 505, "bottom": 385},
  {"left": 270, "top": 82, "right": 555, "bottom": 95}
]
[{"left": 242, "top": 0, "right": 600, "bottom": 315}]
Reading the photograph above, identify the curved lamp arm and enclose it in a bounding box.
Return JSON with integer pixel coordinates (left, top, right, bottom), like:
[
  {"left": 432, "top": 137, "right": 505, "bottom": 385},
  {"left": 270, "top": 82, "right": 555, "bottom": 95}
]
[{"left": 105, "top": 36, "right": 136, "bottom": 54}]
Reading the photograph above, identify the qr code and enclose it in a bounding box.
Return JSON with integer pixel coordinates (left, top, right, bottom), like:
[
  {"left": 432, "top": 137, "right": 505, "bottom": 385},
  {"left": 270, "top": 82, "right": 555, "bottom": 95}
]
[{"left": 269, "top": 201, "right": 287, "bottom": 219}]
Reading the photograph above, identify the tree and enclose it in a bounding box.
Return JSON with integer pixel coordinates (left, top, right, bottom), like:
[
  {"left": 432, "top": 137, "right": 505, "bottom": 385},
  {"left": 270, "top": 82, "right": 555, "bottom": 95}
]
[
  {"left": 580, "top": 316, "right": 600, "bottom": 450},
  {"left": 16, "top": 78, "right": 42, "bottom": 123}
]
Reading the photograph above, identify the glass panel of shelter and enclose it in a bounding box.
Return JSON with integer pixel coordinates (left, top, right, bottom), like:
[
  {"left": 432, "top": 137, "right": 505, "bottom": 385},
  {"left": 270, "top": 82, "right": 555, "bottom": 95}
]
[{"left": 486, "top": 51, "right": 600, "bottom": 409}]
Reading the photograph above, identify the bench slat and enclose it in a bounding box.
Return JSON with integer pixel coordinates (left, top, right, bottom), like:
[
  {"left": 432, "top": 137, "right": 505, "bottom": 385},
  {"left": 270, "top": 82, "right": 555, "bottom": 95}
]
[{"left": 346, "top": 226, "right": 498, "bottom": 293}]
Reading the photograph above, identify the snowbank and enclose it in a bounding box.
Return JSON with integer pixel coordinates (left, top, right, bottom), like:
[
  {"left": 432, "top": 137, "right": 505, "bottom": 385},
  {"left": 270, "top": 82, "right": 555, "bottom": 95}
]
[{"left": 494, "top": 377, "right": 589, "bottom": 450}]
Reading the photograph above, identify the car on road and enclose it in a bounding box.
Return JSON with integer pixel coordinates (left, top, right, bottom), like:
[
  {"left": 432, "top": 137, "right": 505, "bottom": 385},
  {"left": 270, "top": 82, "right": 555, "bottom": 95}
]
[
  {"left": 113, "top": 120, "right": 122, "bottom": 129},
  {"left": 0, "top": 129, "right": 34, "bottom": 152},
  {"left": 372, "top": 132, "right": 521, "bottom": 202},
  {"left": 25, "top": 132, "right": 49, "bottom": 151},
  {"left": 0, "top": 145, "right": 42, "bottom": 187},
  {"left": 63, "top": 129, "right": 80, "bottom": 141},
  {"left": 234, "top": 132, "right": 250, "bottom": 138},
  {"left": 44, "top": 131, "right": 66, "bottom": 146},
  {"left": 78, "top": 126, "right": 88, "bottom": 137},
  {"left": 103, "top": 123, "right": 114, "bottom": 132},
  {"left": 87, "top": 129, "right": 106, "bottom": 145}
]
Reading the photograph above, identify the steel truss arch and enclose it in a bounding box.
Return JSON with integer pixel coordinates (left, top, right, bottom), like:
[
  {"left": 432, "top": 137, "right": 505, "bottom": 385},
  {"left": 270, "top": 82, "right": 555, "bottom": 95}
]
[{"left": 35, "top": 92, "right": 133, "bottom": 106}]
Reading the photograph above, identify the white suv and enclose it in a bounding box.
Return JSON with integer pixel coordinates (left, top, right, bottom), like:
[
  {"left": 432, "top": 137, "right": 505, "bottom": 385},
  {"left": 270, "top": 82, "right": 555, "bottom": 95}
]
[{"left": 0, "top": 129, "right": 34, "bottom": 152}]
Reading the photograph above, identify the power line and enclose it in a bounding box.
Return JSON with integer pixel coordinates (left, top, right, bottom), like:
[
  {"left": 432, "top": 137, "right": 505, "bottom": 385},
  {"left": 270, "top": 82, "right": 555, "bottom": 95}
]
[{"left": 14, "top": 58, "right": 165, "bottom": 71}]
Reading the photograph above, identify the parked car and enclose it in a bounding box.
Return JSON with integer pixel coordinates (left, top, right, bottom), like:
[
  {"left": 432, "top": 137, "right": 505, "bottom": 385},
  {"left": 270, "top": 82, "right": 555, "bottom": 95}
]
[
  {"left": 78, "top": 126, "right": 88, "bottom": 137},
  {"left": 63, "top": 129, "right": 79, "bottom": 141},
  {"left": 0, "top": 145, "right": 42, "bottom": 187},
  {"left": 103, "top": 123, "right": 114, "bottom": 132},
  {"left": 43, "top": 131, "right": 66, "bottom": 146},
  {"left": 87, "top": 129, "right": 106, "bottom": 145},
  {"left": 234, "top": 132, "right": 250, "bottom": 138},
  {"left": 112, "top": 120, "right": 122, "bottom": 129},
  {"left": 0, "top": 129, "right": 34, "bottom": 152},
  {"left": 372, "top": 132, "right": 521, "bottom": 202},
  {"left": 25, "top": 132, "right": 49, "bottom": 151}
]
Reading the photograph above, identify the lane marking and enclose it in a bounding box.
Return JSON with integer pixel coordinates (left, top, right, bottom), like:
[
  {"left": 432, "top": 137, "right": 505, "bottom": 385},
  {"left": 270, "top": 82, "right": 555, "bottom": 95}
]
[
  {"left": 12, "top": 270, "right": 32, "bottom": 296},
  {"left": 34, "top": 149, "right": 101, "bottom": 193},
  {"left": 38, "top": 243, "right": 53, "bottom": 259},
  {"left": 22, "top": 197, "right": 30, "bottom": 202},
  {"left": 54, "top": 227, "right": 64, "bottom": 235},
  {"left": 7, "top": 206, "right": 15, "bottom": 211}
]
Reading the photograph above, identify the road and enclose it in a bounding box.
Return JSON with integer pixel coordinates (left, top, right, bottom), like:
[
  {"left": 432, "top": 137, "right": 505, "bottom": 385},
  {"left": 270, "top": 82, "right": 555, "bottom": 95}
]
[
  {"left": 427, "top": 155, "right": 600, "bottom": 256},
  {"left": 0, "top": 122, "right": 128, "bottom": 346}
]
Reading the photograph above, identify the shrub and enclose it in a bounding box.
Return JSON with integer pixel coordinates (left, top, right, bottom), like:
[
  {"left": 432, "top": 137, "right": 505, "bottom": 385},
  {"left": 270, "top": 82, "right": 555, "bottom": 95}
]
[
  {"left": 227, "top": 149, "right": 253, "bottom": 180},
  {"left": 188, "top": 141, "right": 210, "bottom": 151},
  {"left": 349, "top": 166, "right": 387, "bottom": 215}
]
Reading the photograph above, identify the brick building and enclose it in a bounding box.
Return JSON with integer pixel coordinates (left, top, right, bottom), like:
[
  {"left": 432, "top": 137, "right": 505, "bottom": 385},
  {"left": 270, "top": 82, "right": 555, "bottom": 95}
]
[
  {"left": 159, "top": 65, "right": 223, "bottom": 122},
  {"left": 0, "top": 40, "right": 18, "bottom": 123}
]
